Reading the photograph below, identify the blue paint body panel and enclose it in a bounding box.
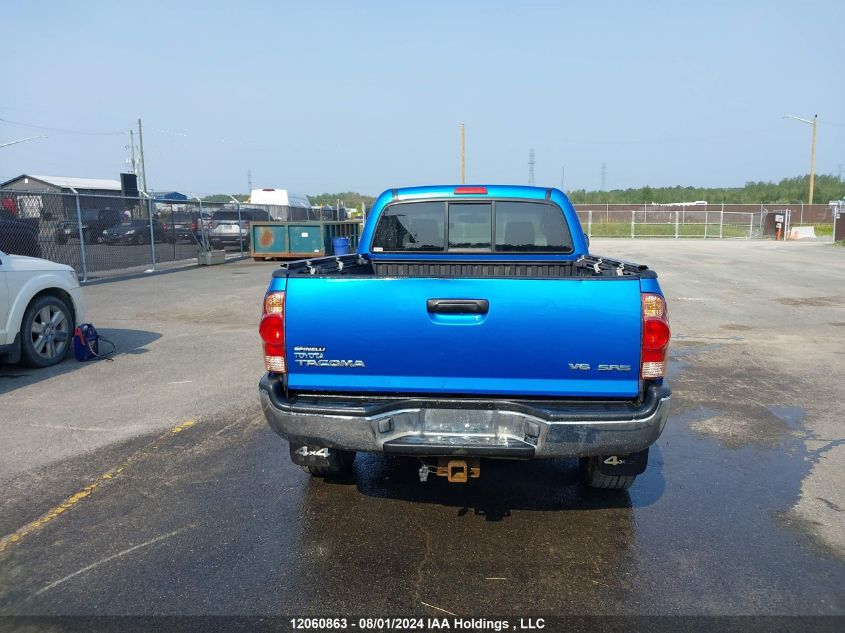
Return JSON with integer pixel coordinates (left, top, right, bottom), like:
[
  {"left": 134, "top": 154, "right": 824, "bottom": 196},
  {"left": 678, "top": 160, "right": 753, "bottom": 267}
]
[
  {"left": 284, "top": 276, "right": 643, "bottom": 396},
  {"left": 268, "top": 185, "right": 663, "bottom": 399}
]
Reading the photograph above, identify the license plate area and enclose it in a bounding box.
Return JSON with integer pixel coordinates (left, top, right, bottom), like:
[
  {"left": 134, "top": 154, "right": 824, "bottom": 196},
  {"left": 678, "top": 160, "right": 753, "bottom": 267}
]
[{"left": 422, "top": 408, "right": 497, "bottom": 437}]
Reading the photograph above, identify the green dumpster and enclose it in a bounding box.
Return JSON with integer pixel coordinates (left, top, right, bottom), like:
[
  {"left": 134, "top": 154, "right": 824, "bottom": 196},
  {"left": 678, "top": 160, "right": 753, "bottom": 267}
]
[{"left": 250, "top": 221, "right": 360, "bottom": 260}]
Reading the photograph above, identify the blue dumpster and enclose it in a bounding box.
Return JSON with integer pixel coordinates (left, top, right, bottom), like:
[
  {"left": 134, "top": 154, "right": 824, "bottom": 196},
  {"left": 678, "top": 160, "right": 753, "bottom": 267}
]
[{"left": 332, "top": 236, "right": 350, "bottom": 255}]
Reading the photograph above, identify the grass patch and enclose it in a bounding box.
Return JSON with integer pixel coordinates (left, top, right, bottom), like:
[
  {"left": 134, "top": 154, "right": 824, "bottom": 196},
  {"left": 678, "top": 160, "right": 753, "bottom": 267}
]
[
  {"left": 791, "top": 223, "right": 832, "bottom": 236},
  {"left": 587, "top": 222, "right": 749, "bottom": 238}
]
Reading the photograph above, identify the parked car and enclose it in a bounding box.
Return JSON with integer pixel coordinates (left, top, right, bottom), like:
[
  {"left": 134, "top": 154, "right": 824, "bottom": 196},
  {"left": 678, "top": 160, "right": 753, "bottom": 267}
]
[
  {"left": 258, "top": 185, "right": 671, "bottom": 489},
  {"left": 161, "top": 212, "right": 200, "bottom": 243},
  {"left": 209, "top": 208, "right": 270, "bottom": 249},
  {"left": 0, "top": 249, "right": 85, "bottom": 367},
  {"left": 198, "top": 212, "right": 213, "bottom": 233},
  {"left": 54, "top": 208, "right": 122, "bottom": 245},
  {"left": 102, "top": 219, "right": 170, "bottom": 245},
  {"left": 1, "top": 193, "right": 19, "bottom": 217},
  {"left": 0, "top": 219, "right": 41, "bottom": 258}
]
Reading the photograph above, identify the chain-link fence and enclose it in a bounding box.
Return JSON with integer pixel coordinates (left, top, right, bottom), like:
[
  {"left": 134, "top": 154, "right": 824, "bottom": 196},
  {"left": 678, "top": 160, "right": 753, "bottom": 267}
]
[
  {"left": 0, "top": 189, "right": 360, "bottom": 280},
  {"left": 0, "top": 190, "right": 231, "bottom": 280},
  {"left": 2, "top": 190, "right": 835, "bottom": 279},
  {"left": 573, "top": 203, "right": 834, "bottom": 239}
]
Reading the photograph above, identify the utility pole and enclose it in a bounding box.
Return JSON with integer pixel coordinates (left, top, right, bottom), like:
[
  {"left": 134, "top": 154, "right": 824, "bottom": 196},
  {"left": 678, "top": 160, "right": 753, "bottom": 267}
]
[
  {"left": 460, "top": 124, "right": 466, "bottom": 184},
  {"left": 129, "top": 129, "right": 137, "bottom": 175},
  {"left": 137, "top": 118, "right": 148, "bottom": 193},
  {"left": 528, "top": 148, "right": 535, "bottom": 185},
  {"left": 601, "top": 162, "right": 607, "bottom": 191}
]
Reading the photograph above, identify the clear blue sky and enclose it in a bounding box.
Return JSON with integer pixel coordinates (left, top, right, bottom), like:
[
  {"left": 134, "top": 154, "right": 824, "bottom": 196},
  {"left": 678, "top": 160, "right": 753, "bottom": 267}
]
[{"left": 1, "top": 0, "right": 843, "bottom": 196}]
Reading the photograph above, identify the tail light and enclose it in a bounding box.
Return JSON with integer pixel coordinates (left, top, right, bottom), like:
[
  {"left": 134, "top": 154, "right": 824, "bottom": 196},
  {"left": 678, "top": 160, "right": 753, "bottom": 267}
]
[
  {"left": 641, "top": 293, "right": 670, "bottom": 379},
  {"left": 454, "top": 186, "right": 488, "bottom": 195},
  {"left": 191, "top": 222, "right": 197, "bottom": 231},
  {"left": 260, "top": 291, "right": 286, "bottom": 372}
]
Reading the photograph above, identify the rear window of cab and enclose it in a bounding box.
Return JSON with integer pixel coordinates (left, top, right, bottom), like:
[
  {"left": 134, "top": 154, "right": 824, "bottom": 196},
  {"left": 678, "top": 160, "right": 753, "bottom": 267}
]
[{"left": 371, "top": 200, "right": 573, "bottom": 253}]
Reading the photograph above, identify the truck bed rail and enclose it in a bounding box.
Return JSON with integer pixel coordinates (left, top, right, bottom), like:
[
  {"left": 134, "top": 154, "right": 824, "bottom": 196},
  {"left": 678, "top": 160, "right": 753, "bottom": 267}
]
[{"left": 274, "top": 254, "right": 650, "bottom": 279}]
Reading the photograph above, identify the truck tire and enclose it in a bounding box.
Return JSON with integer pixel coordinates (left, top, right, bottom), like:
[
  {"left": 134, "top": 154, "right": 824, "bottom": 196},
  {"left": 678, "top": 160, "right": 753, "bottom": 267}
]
[
  {"left": 304, "top": 456, "right": 355, "bottom": 477},
  {"left": 579, "top": 456, "right": 636, "bottom": 490}
]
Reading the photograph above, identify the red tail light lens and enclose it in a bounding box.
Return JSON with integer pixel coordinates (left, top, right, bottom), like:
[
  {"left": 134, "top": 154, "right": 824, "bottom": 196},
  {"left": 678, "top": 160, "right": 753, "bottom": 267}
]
[
  {"left": 260, "top": 291, "right": 286, "bottom": 372},
  {"left": 454, "top": 186, "right": 488, "bottom": 195},
  {"left": 641, "top": 293, "right": 670, "bottom": 379},
  {"left": 643, "top": 319, "right": 670, "bottom": 350}
]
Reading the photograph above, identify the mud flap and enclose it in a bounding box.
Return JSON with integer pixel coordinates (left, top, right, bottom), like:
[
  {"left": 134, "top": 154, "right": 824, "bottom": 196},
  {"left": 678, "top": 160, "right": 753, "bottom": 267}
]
[
  {"left": 595, "top": 448, "right": 649, "bottom": 476},
  {"left": 289, "top": 442, "right": 347, "bottom": 470}
]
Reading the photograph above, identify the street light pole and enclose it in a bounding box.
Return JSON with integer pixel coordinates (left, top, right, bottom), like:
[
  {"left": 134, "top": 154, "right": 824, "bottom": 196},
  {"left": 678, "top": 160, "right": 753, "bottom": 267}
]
[
  {"left": 783, "top": 114, "right": 819, "bottom": 204},
  {"left": 809, "top": 114, "right": 818, "bottom": 205}
]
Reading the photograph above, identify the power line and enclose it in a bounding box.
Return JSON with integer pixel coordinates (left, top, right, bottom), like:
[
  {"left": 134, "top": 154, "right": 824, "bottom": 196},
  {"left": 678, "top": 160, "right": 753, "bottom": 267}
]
[{"left": 0, "top": 117, "right": 126, "bottom": 136}]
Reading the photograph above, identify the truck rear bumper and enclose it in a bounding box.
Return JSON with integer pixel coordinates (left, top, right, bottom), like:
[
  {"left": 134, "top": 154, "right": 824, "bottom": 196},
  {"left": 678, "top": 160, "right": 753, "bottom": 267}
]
[{"left": 259, "top": 375, "right": 670, "bottom": 458}]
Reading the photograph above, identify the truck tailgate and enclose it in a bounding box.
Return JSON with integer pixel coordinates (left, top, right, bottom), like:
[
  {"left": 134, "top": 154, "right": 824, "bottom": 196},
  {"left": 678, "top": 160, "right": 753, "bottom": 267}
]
[{"left": 284, "top": 277, "right": 642, "bottom": 398}]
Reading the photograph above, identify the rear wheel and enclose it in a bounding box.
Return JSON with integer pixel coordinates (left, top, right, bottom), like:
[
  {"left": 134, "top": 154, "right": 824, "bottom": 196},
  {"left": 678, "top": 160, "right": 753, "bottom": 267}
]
[
  {"left": 304, "top": 454, "right": 355, "bottom": 477},
  {"left": 20, "top": 295, "right": 74, "bottom": 368},
  {"left": 579, "top": 456, "right": 636, "bottom": 490}
]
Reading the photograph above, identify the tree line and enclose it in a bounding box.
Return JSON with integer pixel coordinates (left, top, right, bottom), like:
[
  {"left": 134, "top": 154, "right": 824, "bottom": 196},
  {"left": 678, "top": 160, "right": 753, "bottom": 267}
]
[
  {"left": 201, "top": 175, "right": 844, "bottom": 206},
  {"left": 201, "top": 191, "right": 376, "bottom": 208},
  {"left": 567, "top": 175, "right": 845, "bottom": 204}
]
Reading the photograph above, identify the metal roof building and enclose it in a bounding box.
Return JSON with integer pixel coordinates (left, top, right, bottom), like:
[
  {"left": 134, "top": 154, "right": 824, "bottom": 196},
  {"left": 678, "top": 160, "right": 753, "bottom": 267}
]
[{"left": 0, "top": 174, "right": 122, "bottom": 195}]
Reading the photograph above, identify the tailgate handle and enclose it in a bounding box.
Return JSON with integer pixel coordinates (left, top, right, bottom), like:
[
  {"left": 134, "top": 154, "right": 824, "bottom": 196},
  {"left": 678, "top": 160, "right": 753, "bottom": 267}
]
[{"left": 427, "top": 299, "right": 489, "bottom": 314}]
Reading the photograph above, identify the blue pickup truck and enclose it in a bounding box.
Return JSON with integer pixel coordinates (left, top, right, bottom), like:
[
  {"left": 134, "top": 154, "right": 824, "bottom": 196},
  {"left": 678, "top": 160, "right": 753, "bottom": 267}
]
[{"left": 258, "top": 185, "right": 671, "bottom": 489}]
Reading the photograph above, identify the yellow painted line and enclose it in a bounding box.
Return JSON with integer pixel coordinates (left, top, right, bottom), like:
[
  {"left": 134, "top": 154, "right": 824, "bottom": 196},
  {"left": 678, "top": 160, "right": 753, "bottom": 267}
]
[
  {"left": 170, "top": 419, "right": 196, "bottom": 434},
  {"left": 0, "top": 418, "right": 199, "bottom": 555}
]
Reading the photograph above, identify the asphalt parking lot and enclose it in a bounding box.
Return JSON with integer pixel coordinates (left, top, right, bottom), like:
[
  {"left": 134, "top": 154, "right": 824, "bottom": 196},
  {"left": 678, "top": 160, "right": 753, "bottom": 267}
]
[{"left": 0, "top": 239, "right": 843, "bottom": 620}]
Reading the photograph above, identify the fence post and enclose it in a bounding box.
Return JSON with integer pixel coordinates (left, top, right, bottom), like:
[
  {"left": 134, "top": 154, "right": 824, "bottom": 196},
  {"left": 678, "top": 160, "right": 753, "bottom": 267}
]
[
  {"left": 606, "top": 202, "right": 609, "bottom": 222},
  {"left": 143, "top": 192, "right": 157, "bottom": 271},
  {"left": 69, "top": 187, "right": 88, "bottom": 282},
  {"left": 800, "top": 202, "right": 804, "bottom": 224},
  {"left": 675, "top": 210, "right": 679, "bottom": 239},
  {"left": 229, "top": 195, "right": 243, "bottom": 257},
  {"left": 719, "top": 203, "right": 724, "bottom": 239},
  {"left": 631, "top": 209, "right": 636, "bottom": 238},
  {"left": 199, "top": 198, "right": 206, "bottom": 252},
  {"left": 704, "top": 209, "right": 708, "bottom": 239},
  {"left": 587, "top": 210, "right": 592, "bottom": 239},
  {"left": 748, "top": 212, "right": 753, "bottom": 239}
]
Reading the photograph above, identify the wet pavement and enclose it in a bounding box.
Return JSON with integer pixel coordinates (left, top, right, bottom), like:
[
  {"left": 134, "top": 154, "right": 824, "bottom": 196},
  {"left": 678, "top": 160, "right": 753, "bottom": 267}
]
[{"left": 1, "top": 240, "right": 844, "bottom": 620}]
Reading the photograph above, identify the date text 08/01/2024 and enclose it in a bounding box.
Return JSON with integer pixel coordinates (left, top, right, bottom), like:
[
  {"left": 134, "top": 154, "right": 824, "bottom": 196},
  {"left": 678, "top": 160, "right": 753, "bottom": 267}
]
[{"left": 289, "top": 617, "right": 546, "bottom": 630}]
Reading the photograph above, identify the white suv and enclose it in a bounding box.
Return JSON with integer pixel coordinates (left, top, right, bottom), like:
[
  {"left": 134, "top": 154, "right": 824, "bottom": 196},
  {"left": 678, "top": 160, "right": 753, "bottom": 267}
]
[{"left": 0, "top": 250, "right": 86, "bottom": 367}]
